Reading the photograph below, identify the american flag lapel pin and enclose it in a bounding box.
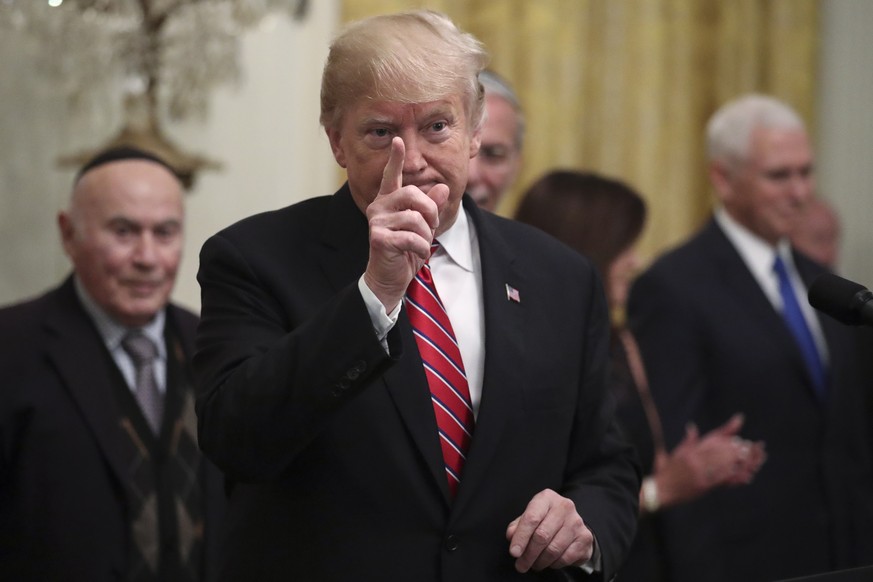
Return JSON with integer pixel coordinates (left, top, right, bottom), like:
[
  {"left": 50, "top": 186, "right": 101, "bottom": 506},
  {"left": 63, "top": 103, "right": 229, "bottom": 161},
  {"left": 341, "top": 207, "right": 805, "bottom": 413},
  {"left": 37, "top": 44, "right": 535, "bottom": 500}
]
[{"left": 505, "top": 284, "right": 521, "bottom": 303}]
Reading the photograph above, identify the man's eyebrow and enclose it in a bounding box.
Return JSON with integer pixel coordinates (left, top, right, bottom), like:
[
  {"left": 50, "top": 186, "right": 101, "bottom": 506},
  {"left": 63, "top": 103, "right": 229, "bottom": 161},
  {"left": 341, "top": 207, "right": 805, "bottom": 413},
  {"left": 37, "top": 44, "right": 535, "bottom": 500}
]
[
  {"left": 421, "top": 104, "right": 454, "bottom": 118},
  {"left": 359, "top": 115, "right": 394, "bottom": 126},
  {"left": 105, "top": 216, "right": 182, "bottom": 228},
  {"left": 106, "top": 216, "right": 138, "bottom": 226}
]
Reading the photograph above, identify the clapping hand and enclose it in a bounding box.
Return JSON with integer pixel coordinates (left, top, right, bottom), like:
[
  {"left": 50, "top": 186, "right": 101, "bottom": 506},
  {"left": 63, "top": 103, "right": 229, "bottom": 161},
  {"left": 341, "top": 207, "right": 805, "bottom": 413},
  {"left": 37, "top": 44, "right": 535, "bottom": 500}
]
[{"left": 651, "top": 413, "right": 766, "bottom": 508}]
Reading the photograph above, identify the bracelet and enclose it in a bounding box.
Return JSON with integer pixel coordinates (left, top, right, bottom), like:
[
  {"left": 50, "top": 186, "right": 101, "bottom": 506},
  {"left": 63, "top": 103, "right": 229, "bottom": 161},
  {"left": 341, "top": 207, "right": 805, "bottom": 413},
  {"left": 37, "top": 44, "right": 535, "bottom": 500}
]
[{"left": 641, "top": 476, "right": 660, "bottom": 513}]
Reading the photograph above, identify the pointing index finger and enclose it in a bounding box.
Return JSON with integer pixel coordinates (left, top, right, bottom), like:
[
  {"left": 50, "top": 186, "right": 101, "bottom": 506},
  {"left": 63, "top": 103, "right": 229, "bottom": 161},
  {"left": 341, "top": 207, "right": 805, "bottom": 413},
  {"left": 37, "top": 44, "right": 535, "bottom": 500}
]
[{"left": 379, "top": 136, "right": 405, "bottom": 196}]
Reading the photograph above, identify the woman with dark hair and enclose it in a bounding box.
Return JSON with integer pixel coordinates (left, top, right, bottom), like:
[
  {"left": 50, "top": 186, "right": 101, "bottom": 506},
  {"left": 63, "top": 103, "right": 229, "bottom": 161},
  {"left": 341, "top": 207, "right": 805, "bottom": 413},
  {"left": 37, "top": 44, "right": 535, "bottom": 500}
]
[{"left": 515, "top": 170, "right": 765, "bottom": 581}]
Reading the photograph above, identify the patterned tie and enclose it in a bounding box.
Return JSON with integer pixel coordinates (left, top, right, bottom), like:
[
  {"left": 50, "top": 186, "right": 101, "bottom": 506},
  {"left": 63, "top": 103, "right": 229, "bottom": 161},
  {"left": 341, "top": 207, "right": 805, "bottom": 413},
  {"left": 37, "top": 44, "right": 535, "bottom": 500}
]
[
  {"left": 405, "top": 243, "right": 475, "bottom": 498},
  {"left": 121, "top": 331, "right": 164, "bottom": 434},
  {"left": 773, "top": 255, "right": 827, "bottom": 399}
]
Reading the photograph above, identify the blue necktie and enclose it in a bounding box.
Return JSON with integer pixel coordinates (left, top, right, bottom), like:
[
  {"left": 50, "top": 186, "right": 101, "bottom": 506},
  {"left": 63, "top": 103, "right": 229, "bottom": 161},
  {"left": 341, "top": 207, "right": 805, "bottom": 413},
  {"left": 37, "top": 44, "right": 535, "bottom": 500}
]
[{"left": 773, "top": 255, "right": 827, "bottom": 400}]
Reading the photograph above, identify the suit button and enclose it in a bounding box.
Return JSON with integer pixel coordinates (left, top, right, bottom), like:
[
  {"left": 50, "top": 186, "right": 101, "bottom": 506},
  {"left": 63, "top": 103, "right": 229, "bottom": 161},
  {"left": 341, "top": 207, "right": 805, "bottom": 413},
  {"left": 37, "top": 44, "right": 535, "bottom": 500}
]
[
  {"left": 353, "top": 360, "right": 367, "bottom": 374},
  {"left": 331, "top": 380, "right": 349, "bottom": 397},
  {"left": 445, "top": 534, "right": 459, "bottom": 551}
]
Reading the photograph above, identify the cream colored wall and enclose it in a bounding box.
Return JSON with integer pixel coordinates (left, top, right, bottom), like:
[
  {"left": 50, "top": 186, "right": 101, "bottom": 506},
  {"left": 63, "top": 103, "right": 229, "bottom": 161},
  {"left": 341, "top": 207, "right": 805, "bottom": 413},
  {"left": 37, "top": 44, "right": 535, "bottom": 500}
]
[
  {"left": 169, "top": 2, "right": 340, "bottom": 312},
  {"left": 0, "top": 0, "right": 340, "bottom": 313},
  {"left": 817, "top": 0, "right": 873, "bottom": 288}
]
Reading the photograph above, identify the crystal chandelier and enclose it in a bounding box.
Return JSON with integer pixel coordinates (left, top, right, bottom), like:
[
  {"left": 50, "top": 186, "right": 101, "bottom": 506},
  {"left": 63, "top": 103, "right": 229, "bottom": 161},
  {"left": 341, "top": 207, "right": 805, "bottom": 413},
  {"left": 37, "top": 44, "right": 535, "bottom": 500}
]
[{"left": 0, "top": 0, "right": 309, "bottom": 188}]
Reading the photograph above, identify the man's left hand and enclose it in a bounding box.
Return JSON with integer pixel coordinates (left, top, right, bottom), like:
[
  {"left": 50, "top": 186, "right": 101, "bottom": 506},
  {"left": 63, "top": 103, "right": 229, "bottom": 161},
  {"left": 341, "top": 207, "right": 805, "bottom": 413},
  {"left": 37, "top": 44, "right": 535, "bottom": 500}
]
[{"left": 506, "top": 488, "right": 593, "bottom": 572}]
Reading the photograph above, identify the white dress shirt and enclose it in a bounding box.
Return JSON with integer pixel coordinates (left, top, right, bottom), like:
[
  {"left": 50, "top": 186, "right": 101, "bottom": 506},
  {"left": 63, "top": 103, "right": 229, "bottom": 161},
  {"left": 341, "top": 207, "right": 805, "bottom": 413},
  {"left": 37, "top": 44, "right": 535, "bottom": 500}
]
[{"left": 74, "top": 277, "right": 168, "bottom": 394}]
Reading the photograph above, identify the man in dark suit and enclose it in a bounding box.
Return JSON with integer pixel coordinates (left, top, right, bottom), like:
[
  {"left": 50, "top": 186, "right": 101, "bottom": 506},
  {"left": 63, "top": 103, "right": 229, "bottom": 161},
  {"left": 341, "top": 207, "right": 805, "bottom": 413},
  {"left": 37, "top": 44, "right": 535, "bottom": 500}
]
[
  {"left": 628, "top": 94, "right": 873, "bottom": 582},
  {"left": 194, "top": 10, "right": 639, "bottom": 582},
  {"left": 0, "top": 147, "right": 225, "bottom": 581}
]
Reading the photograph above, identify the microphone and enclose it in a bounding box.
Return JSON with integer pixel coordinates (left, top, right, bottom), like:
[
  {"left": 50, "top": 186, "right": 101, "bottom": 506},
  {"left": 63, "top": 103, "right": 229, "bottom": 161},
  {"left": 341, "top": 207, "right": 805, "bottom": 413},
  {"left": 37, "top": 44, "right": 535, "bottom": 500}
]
[{"left": 808, "top": 273, "right": 873, "bottom": 327}]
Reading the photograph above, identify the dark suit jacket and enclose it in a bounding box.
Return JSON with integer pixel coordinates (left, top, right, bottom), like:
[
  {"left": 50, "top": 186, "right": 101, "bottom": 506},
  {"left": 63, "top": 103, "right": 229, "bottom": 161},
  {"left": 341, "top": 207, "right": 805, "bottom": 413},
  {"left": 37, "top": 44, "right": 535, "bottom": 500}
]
[
  {"left": 193, "top": 186, "right": 640, "bottom": 582},
  {"left": 627, "top": 219, "right": 873, "bottom": 582},
  {"left": 0, "top": 278, "right": 226, "bottom": 582}
]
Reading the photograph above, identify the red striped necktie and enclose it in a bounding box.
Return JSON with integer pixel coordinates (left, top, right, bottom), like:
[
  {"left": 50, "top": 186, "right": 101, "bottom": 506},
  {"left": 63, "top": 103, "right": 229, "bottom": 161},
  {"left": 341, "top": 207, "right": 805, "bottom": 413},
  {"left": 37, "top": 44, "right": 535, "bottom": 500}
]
[{"left": 405, "top": 243, "right": 475, "bottom": 498}]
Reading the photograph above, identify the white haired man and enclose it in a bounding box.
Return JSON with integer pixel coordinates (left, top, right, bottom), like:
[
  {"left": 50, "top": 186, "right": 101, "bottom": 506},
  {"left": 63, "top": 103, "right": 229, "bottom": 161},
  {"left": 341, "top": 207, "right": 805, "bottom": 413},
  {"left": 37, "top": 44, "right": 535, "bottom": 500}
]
[{"left": 628, "top": 94, "right": 873, "bottom": 582}]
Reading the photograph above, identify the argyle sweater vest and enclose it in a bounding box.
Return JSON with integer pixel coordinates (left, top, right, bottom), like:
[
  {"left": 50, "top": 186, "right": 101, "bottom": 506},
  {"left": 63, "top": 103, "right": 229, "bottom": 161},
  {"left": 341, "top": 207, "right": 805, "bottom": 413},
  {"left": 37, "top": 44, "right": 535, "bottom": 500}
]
[{"left": 109, "top": 325, "right": 206, "bottom": 582}]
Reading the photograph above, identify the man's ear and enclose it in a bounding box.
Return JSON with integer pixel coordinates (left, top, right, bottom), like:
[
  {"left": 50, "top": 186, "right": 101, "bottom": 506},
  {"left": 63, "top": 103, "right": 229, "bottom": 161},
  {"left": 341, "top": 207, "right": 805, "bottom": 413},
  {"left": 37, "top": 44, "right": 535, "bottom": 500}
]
[
  {"left": 57, "top": 211, "right": 76, "bottom": 259},
  {"left": 326, "top": 127, "right": 347, "bottom": 169},
  {"left": 469, "top": 127, "right": 482, "bottom": 159},
  {"left": 709, "top": 159, "right": 734, "bottom": 204}
]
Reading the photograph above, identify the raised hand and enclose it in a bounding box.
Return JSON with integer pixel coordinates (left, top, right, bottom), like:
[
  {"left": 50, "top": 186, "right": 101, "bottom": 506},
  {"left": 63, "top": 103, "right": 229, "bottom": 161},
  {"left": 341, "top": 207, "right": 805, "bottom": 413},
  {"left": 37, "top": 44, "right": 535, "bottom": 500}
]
[{"left": 363, "top": 137, "right": 449, "bottom": 312}]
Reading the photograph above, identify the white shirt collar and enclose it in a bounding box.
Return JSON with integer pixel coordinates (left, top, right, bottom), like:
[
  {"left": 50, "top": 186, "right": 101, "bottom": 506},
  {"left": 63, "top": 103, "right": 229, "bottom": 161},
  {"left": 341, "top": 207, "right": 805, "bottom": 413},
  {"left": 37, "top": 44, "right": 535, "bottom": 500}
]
[
  {"left": 715, "top": 208, "right": 829, "bottom": 363},
  {"left": 434, "top": 205, "right": 474, "bottom": 272},
  {"left": 715, "top": 207, "right": 793, "bottom": 281},
  {"left": 73, "top": 276, "right": 167, "bottom": 359}
]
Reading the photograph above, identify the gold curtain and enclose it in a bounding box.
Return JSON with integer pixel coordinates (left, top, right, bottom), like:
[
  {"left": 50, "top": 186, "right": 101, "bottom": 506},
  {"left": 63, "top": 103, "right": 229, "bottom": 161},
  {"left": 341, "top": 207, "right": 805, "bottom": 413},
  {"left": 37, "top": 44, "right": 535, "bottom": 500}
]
[{"left": 341, "top": 0, "right": 818, "bottom": 262}]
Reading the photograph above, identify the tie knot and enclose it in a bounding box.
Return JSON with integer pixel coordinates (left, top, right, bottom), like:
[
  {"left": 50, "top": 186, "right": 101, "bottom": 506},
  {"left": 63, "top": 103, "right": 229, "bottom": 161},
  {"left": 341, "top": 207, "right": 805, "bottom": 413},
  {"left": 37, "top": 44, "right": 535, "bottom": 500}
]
[
  {"left": 121, "top": 332, "right": 158, "bottom": 366},
  {"left": 773, "top": 255, "right": 790, "bottom": 278},
  {"left": 409, "top": 241, "right": 440, "bottom": 288}
]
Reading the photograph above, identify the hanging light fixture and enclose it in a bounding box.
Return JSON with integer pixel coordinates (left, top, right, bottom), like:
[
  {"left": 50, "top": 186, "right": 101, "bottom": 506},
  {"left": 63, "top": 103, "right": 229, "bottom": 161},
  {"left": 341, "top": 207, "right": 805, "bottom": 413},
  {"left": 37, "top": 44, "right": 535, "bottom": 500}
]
[{"left": 0, "top": 0, "right": 309, "bottom": 189}]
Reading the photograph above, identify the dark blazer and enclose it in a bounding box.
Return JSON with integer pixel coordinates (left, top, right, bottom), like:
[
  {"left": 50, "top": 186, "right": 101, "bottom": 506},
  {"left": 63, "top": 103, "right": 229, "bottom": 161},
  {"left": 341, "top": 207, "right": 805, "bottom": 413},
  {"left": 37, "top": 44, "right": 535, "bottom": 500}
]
[
  {"left": 193, "top": 185, "right": 640, "bottom": 582},
  {"left": 0, "top": 278, "right": 226, "bottom": 582},
  {"left": 627, "top": 219, "right": 873, "bottom": 582}
]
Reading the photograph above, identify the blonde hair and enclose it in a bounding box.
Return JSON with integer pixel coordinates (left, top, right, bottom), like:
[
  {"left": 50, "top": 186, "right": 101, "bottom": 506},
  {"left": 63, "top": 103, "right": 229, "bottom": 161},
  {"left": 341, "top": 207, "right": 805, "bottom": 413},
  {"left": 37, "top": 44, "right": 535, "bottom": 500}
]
[{"left": 320, "top": 10, "right": 488, "bottom": 131}]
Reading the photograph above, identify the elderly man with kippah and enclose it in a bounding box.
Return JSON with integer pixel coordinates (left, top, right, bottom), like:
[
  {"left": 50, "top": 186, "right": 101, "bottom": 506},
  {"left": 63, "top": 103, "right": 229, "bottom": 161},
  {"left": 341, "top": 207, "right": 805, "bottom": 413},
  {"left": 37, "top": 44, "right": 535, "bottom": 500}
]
[{"left": 0, "top": 147, "right": 226, "bottom": 582}]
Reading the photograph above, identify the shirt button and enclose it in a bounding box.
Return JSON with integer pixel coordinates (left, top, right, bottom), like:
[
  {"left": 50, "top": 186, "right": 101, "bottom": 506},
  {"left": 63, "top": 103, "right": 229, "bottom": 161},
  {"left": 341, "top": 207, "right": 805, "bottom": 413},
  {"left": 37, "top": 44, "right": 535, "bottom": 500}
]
[{"left": 445, "top": 534, "right": 459, "bottom": 552}]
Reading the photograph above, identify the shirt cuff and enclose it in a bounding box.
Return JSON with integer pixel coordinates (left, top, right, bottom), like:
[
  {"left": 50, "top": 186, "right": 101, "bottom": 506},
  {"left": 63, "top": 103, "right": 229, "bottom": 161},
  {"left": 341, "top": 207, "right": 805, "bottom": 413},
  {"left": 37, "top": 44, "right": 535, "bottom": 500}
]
[
  {"left": 358, "top": 275, "right": 400, "bottom": 351},
  {"left": 578, "top": 530, "right": 602, "bottom": 574}
]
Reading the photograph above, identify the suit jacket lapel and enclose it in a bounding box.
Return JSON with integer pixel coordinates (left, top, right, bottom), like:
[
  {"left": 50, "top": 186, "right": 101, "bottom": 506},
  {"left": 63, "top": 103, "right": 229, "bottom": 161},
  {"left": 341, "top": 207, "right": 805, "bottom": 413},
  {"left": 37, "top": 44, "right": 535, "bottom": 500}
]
[
  {"left": 706, "top": 221, "right": 782, "bottom": 332},
  {"left": 452, "top": 199, "right": 527, "bottom": 510},
  {"left": 708, "top": 221, "right": 825, "bottom": 400},
  {"left": 43, "top": 279, "right": 131, "bottom": 491},
  {"left": 386, "top": 313, "right": 450, "bottom": 499},
  {"left": 315, "top": 185, "right": 450, "bottom": 499}
]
